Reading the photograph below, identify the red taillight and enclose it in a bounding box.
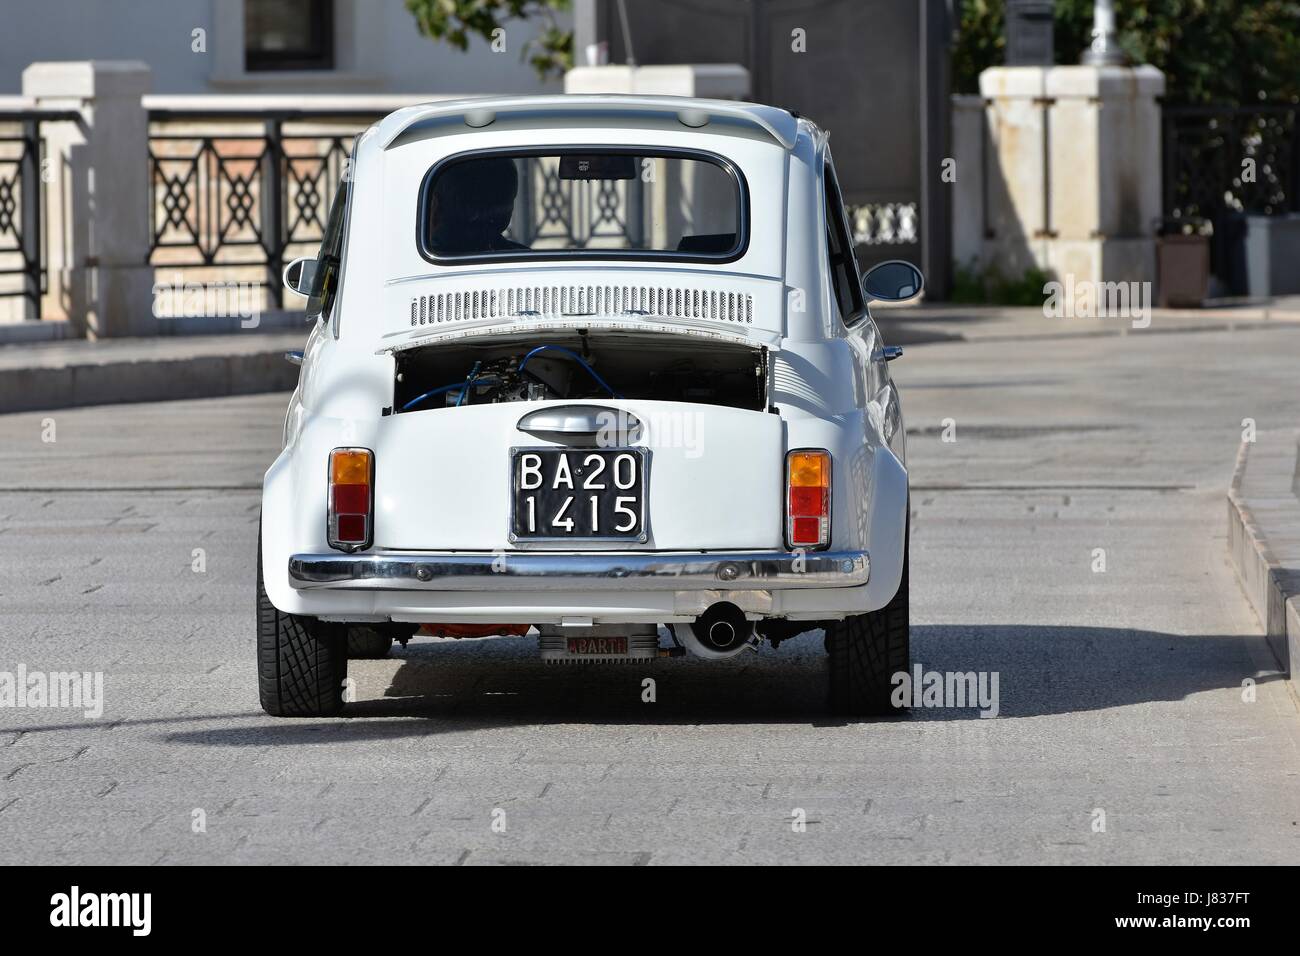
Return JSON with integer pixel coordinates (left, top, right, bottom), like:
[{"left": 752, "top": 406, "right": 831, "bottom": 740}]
[
  {"left": 786, "top": 449, "right": 830, "bottom": 550},
  {"left": 328, "top": 448, "right": 373, "bottom": 551}
]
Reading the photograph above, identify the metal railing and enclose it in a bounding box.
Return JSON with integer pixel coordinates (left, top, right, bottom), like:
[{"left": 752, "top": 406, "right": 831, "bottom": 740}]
[
  {"left": 0, "top": 108, "right": 80, "bottom": 320},
  {"left": 147, "top": 106, "right": 387, "bottom": 309}
]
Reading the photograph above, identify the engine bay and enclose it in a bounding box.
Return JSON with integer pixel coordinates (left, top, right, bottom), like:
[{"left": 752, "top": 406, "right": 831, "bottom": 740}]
[{"left": 391, "top": 330, "right": 768, "bottom": 413}]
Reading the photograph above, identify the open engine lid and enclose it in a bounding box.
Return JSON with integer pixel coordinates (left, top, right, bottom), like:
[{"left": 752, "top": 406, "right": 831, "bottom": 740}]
[
  {"left": 378, "top": 316, "right": 774, "bottom": 354},
  {"left": 377, "top": 269, "right": 785, "bottom": 353}
]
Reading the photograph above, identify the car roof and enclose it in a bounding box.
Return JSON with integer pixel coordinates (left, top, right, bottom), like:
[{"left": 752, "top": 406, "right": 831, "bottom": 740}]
[{"left": 374, "top": 94, "right": 802, "bottom": 153}]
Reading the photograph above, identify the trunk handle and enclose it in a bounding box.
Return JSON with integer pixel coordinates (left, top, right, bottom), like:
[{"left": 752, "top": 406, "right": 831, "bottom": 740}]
[{"left": 517, "top": 405, "right": 640, "bottom": 439}]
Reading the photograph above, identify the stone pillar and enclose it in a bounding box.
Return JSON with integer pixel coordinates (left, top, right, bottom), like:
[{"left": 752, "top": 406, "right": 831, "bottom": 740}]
[
  {"left": 949, "top": 94, "right": 987, "bottom": 273},
  {"left": 22, "top": 61, "right": 154, "bottom": 339},
  {"left": 564, "top": 64, "right": 750, "bottom": 99},
  {"left": 978, "top": 64, "right": 1164, "bottom": 297},
  {"left": 1046, "top": 66, "right": 1164, "bottom": 294},
  {"left": 979, "top": 67, "right": 1053, "bottom": 279}
]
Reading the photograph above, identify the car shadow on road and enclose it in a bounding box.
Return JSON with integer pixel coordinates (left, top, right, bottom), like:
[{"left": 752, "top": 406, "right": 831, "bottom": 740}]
[{"left": 147, "top": 624, "right": 1288, "bottom": 747}]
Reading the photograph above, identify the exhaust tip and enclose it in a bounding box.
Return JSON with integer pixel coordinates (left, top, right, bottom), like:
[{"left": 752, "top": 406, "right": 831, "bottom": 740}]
[
  {"left": 707, "top": 620, "right": 736, "bottom": 648},
  {"left": 689, "top": 601, "right": 752, "bottom": 656}
]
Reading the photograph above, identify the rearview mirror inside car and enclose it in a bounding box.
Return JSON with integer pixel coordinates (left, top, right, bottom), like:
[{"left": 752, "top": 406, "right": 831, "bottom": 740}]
[{"left": 559, "top": 154, "right": 638, "bottom": 180}]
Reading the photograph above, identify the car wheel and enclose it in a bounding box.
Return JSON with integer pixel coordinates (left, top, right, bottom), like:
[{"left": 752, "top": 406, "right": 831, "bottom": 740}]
[
  {"left": 825, "top": 516, "right": 909, "bottom": 716},
  {"left": 257, "top": 531, "right": 347, "bottom": 717},
  {"left": 346, "top": 626, "right": 394, "bottom": 660}
]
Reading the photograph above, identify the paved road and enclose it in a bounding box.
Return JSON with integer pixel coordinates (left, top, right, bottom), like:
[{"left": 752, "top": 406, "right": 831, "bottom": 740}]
[{"left": 2, "top": 320, "right": 1299, "bottom": 864}]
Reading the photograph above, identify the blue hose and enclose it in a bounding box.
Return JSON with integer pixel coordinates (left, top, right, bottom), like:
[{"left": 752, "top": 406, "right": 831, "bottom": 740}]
[
  {"left": 403, "top": 343, "right": 616, "bottom": 412},
  {"left": 518, "top": 345, "right": 620, "bottom": 398},
  {"left": 402, "top": 377, "right": 499, "bottom": 412}
]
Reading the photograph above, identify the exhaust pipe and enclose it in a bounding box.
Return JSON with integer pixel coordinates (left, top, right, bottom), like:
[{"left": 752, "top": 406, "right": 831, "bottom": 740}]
[{"left": 685, "top": 602, "right": 753, "bottom": 658}]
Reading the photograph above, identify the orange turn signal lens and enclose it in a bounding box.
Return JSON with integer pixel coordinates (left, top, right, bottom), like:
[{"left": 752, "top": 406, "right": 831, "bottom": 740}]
[
  {"left": 788, "top": 451, "right": 829, "bottom": 488},
  {"left": 328, "top": 448, "right": 373, "bottom": 552},
  {"left": 330, "top": 448, "right": 371, "bottom": 485}
]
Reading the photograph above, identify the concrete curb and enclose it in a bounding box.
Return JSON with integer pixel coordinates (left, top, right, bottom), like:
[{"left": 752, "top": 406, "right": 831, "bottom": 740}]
[
  {"left": 1227, "top": 434, "right": 1300, "bottom": 693},
  {"left": 0, "top": 310, "right": 309, "bottom": 345},
  {"left": 0, "top": 338, "right": 303, "bottom": 413},
  {"left": 0, "top": 320, "right": 75, "bottom": 345}
]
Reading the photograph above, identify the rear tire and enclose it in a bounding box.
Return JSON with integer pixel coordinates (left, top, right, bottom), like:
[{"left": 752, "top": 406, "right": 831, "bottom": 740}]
[
  {"left": 346, "top": 626, "right": 394, "bottom": 660},
  {"left": 826, "top": 521, "right": 909, "bottom": 716},
  {"left": 257, "top": 533, "right": 347, "bottom": 717}
]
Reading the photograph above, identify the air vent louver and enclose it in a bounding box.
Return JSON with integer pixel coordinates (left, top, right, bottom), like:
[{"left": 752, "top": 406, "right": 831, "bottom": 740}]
[{"left": 408, "top": 285, "right": 753, "bottom": 328}]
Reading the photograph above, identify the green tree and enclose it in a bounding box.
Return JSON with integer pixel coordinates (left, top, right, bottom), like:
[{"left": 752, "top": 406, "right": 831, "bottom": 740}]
[
  {"left": 405, "top": 0, "right": 574, "bottom": 81},
  {"left": 954, "top": 0, "right": 1300, "bottom": 105}
]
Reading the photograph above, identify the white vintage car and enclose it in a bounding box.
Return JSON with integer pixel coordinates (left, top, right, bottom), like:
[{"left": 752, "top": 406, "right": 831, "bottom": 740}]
[{"left": 259, "top": 95, "right": 916, "bottom": 718}]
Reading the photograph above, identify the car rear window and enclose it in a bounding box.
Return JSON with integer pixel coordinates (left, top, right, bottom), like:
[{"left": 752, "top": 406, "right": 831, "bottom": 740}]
[{"left": 419, "top": 149, "right": 747, "bottom": 263}]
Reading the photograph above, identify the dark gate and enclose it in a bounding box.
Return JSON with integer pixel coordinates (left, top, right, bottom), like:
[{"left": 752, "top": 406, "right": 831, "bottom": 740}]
[
  {"left": 574, "top": 0, "right": 954, "bottom": 296},
  {"left": 1162, "top": 104, "right": 1299, "bottom": 292}
]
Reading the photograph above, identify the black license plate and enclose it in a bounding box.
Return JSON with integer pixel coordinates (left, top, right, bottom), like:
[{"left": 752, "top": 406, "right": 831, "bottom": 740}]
[{"left": 511, "top": 448, "right": 645, "bottom": 539}]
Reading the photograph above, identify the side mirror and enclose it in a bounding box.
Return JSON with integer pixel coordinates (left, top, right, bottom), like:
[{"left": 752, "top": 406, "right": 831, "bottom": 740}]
[
  {"left": 862, "top": 260, "right": 924, "bottom": 303},
  {"left": 282, "top": 257, "right": 317, "bottom": 297}
]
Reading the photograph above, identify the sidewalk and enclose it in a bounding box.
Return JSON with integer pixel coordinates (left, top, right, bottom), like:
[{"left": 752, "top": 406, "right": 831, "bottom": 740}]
[{"left": 0, "top": 331, "right": 306, "bottom": 413}]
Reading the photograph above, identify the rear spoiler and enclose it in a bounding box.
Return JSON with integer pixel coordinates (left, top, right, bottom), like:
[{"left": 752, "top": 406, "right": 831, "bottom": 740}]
[{"left": 381, "top": 95, "right": 799, "bottom": 152}]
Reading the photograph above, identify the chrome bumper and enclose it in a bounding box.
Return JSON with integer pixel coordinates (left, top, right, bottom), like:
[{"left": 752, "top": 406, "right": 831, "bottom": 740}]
[{"left": 288, "top": 550, "right": 869, "bottom": 592}]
